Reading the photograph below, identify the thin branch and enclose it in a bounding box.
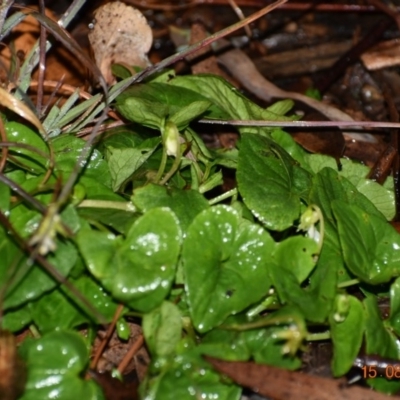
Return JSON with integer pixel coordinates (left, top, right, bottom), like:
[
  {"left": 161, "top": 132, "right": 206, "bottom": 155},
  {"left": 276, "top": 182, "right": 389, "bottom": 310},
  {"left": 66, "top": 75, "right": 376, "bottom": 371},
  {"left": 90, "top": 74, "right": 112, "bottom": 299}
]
[
  {"left": 36, "top": 0, "right": 46, "bottom": 114},
  {"left": 199, "top": 119, "right": 400, "bottom": 130}
]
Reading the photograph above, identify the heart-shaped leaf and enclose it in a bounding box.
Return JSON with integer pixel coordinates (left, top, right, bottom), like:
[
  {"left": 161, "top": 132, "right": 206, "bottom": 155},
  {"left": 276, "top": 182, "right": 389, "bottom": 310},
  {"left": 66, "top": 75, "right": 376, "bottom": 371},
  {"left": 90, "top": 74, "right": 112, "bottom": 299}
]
[
  {"left": 78, "top": 208, "right": 181, "bottom": 312},
  {"left": 332, "top": 201, "right": 400, "bottom": 284},
  {"left": 183, "top": 205, "right": 274, "bottom": 332},
  {"left": 237, "top": 133, "right": 309, "bottom": 231},
  {"left": 19, "top": 331, "right": 104, "bottom": 400}
]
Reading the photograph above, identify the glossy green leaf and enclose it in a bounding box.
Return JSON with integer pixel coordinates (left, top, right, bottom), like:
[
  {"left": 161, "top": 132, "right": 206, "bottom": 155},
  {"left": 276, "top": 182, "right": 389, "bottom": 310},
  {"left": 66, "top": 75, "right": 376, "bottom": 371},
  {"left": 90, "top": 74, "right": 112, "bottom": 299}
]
[
  {"left": 116, "top": 318, "right": 130, "bottom": 341},
  {"left": 389, "top": 277, "right": 400, "bottom": 336},
  {"left": 237, "top": 133, "right": 307, "bottom": 231},
  {"left": 143, "top": 301, "right": 182, "bottom": 357},
  {"left": 132, "top": 183, "right": 209, "bottom": 232},
  {"left": 19, "top": 331, "right": 104, "bottom": 400},
  {"left": 183, "top": 205, "right": 275, "bottom": 332},
  {"left": 143, "top": 347, "right": 240, "bottom": 400},
  {"left": 364, "top": 296, "right": 400, "bottom": 394},
  {"left": 329, "top": 295, "right": 364, "bottom": 376},
  {"left": 332, "top": 201, "right": 400, "bottom": 284},
  {"left": 78, "top": 208, "right": 181, "bottom": 312},
  {"left": 5, "top": 121, "right": 49, "bottom": 174},
  {"left": 273, "top": 236, "right": 318, "bottom": 283}
]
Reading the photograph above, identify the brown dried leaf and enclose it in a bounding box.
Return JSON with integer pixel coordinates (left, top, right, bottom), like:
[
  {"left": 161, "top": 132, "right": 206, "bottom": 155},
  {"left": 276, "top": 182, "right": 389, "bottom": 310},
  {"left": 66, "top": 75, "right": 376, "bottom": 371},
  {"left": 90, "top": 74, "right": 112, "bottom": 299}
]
[
  {"left": 205, "top": 356, "right": 393, "bottom": 400},
  {"left": 89, "top": 2, "right": 152, "bottom": 85},
  {"left": 0, "top": 330, "right": 26, "bottom": 400}
]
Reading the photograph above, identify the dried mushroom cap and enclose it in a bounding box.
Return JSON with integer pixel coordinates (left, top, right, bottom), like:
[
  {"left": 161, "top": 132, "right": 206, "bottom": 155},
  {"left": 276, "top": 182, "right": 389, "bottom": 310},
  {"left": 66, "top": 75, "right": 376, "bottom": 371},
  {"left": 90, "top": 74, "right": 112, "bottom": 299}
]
[{"left": 88, "top": 1, "right": 153, "bottom": 85}]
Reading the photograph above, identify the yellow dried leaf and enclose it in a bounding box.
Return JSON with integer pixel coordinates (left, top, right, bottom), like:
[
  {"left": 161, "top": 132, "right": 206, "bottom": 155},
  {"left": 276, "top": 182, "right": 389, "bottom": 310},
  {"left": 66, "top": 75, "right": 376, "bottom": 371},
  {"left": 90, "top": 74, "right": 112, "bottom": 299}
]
[
  {"left": 0, "top": 87, "right": 45, "bottom": 136},
  {"left": 88, "top": 1, "right": 153, "bottom": 85}
]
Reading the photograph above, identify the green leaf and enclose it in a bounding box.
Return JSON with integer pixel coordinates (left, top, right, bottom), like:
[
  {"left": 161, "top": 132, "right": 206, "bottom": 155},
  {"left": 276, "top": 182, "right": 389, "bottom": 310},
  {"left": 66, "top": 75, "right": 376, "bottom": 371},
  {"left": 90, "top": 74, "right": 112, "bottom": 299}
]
[
  {"left": 29, "top": 275, "right": 118, "bottom": 333},
  {"left": 106, "top": 137, "right": 160, "bottom": 191},
  {"left": 52, "top": 134, "right": 111, "bottom": 186},
  {"left": 329, "top": 295, "right": 364, "bottom": 376},
  {"left": 2, "top": 238, "right": 77, "bottom": 310},
  {"left": 306, "top": 153, "right": 337, "bottom": 174},
  {"left": 243, "top": 306, "right": 306, "bottom": 369},
  {"left": 19, "top": 331, "right": 105, "bottom": 400},
  {"left": 364, "top": 296, "right": 400, "bottom": 394},
  {"left": 78, "top": 208, "right": 181, "bottom": 312},
  {"left": 270, "top": 240, "right": 338, "bottom": 323},
  {"left": 273, "top": 236, "right": 318, "bottom": 283},
  {"left": 77, "top": 207, "right": 138, "bottom": 235},
  {"left": 170, "top": 75, "right": 295, "bottom": 129},
  {"left": 389, "top": 277, "right": 400, "bottom": 336},
  {"left": 0, "top": 179, "right": 10, "bottom": 213},
  {"left": 270, "top": 129, "right": 309, "bottom": 167},
  {"left": 198, "top": 328, "right": 250, "bottom": 361},
  {"left": 2, "top": 305, "right": 31, "bottom": 332},
  {"left": 143, "top": 301, "right": 182, "bottom": 357},
  {"left": 183, "top": 205, "right": 275, "bottom": 332},
  {"left": 5, "top": 121, "right": 49, "bottom": 174},
  {"left": 309, "top": 167, "right": 383, "bottom": 283},
  {"left": 338, "top": 159, "right": 395, "bottom": 220},
  {"left": 132, "top": 183, "right": 209, "bottom": 232},
  {"left": 355, "top": 179, "right": 395, "bottom": 221},
  {"left": 237, "top": 133, "right": 306, "bottom": 231},
  {"left": 332, "top": 201, "right": 400, "bottom": 284},
  {"left": 117, "top": 82, "right": 217, "bottom": 118},
  {"left": 111, "top": 63, "right": 133, "bottom": 80},
  {"left": 116, "top": 97, "right": 168, "bottom": 130},
  {"left": 266, "top": 99, "right": 294, "bottom": 115},
  {"left": 169, "top": 100, "right": 211, "bottom": 129},
  {"left": 143, "top": 347, "right": 240, "bottom": 400}
]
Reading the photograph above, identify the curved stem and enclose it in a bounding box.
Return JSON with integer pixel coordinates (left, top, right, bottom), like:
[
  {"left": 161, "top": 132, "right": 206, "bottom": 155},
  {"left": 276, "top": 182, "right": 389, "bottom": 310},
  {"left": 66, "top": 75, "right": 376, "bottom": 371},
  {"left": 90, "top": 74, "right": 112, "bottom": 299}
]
[
  {"left": 209, "top": 188, "right": 238, "bottom": 205},
  {"left": 154, "top": 147, "right": 168, "bottom": 184},
  {"left": 160, "top": 151, "right": 182, "bottom": 185}
]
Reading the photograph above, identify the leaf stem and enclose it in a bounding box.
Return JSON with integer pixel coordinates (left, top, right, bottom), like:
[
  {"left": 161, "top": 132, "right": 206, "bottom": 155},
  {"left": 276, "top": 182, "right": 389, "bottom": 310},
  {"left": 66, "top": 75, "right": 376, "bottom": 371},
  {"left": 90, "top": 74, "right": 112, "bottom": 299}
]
[
  {"left": 29, "top": 324, "right": 41, "bottom": 338},
  {"left": 78, "top": 200, "right": 136, "bottom": 212},
  {"left": 221, "top": 315, "right": 304, "bottom": 331},
  {"left": 154, "top": 147, "right": 168, "bottom": 184},
  {"left": 337, "top": 279, "right": 360, "bottom": 289},
  {"left": 208, "top": 188, "right": 238, "bottom": 205},
  {"left": 159, "top": 151, "right": 182, "bottom": 186},
  {"left": 306, "top": 331, "right": 331, "bottom": 341}
]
